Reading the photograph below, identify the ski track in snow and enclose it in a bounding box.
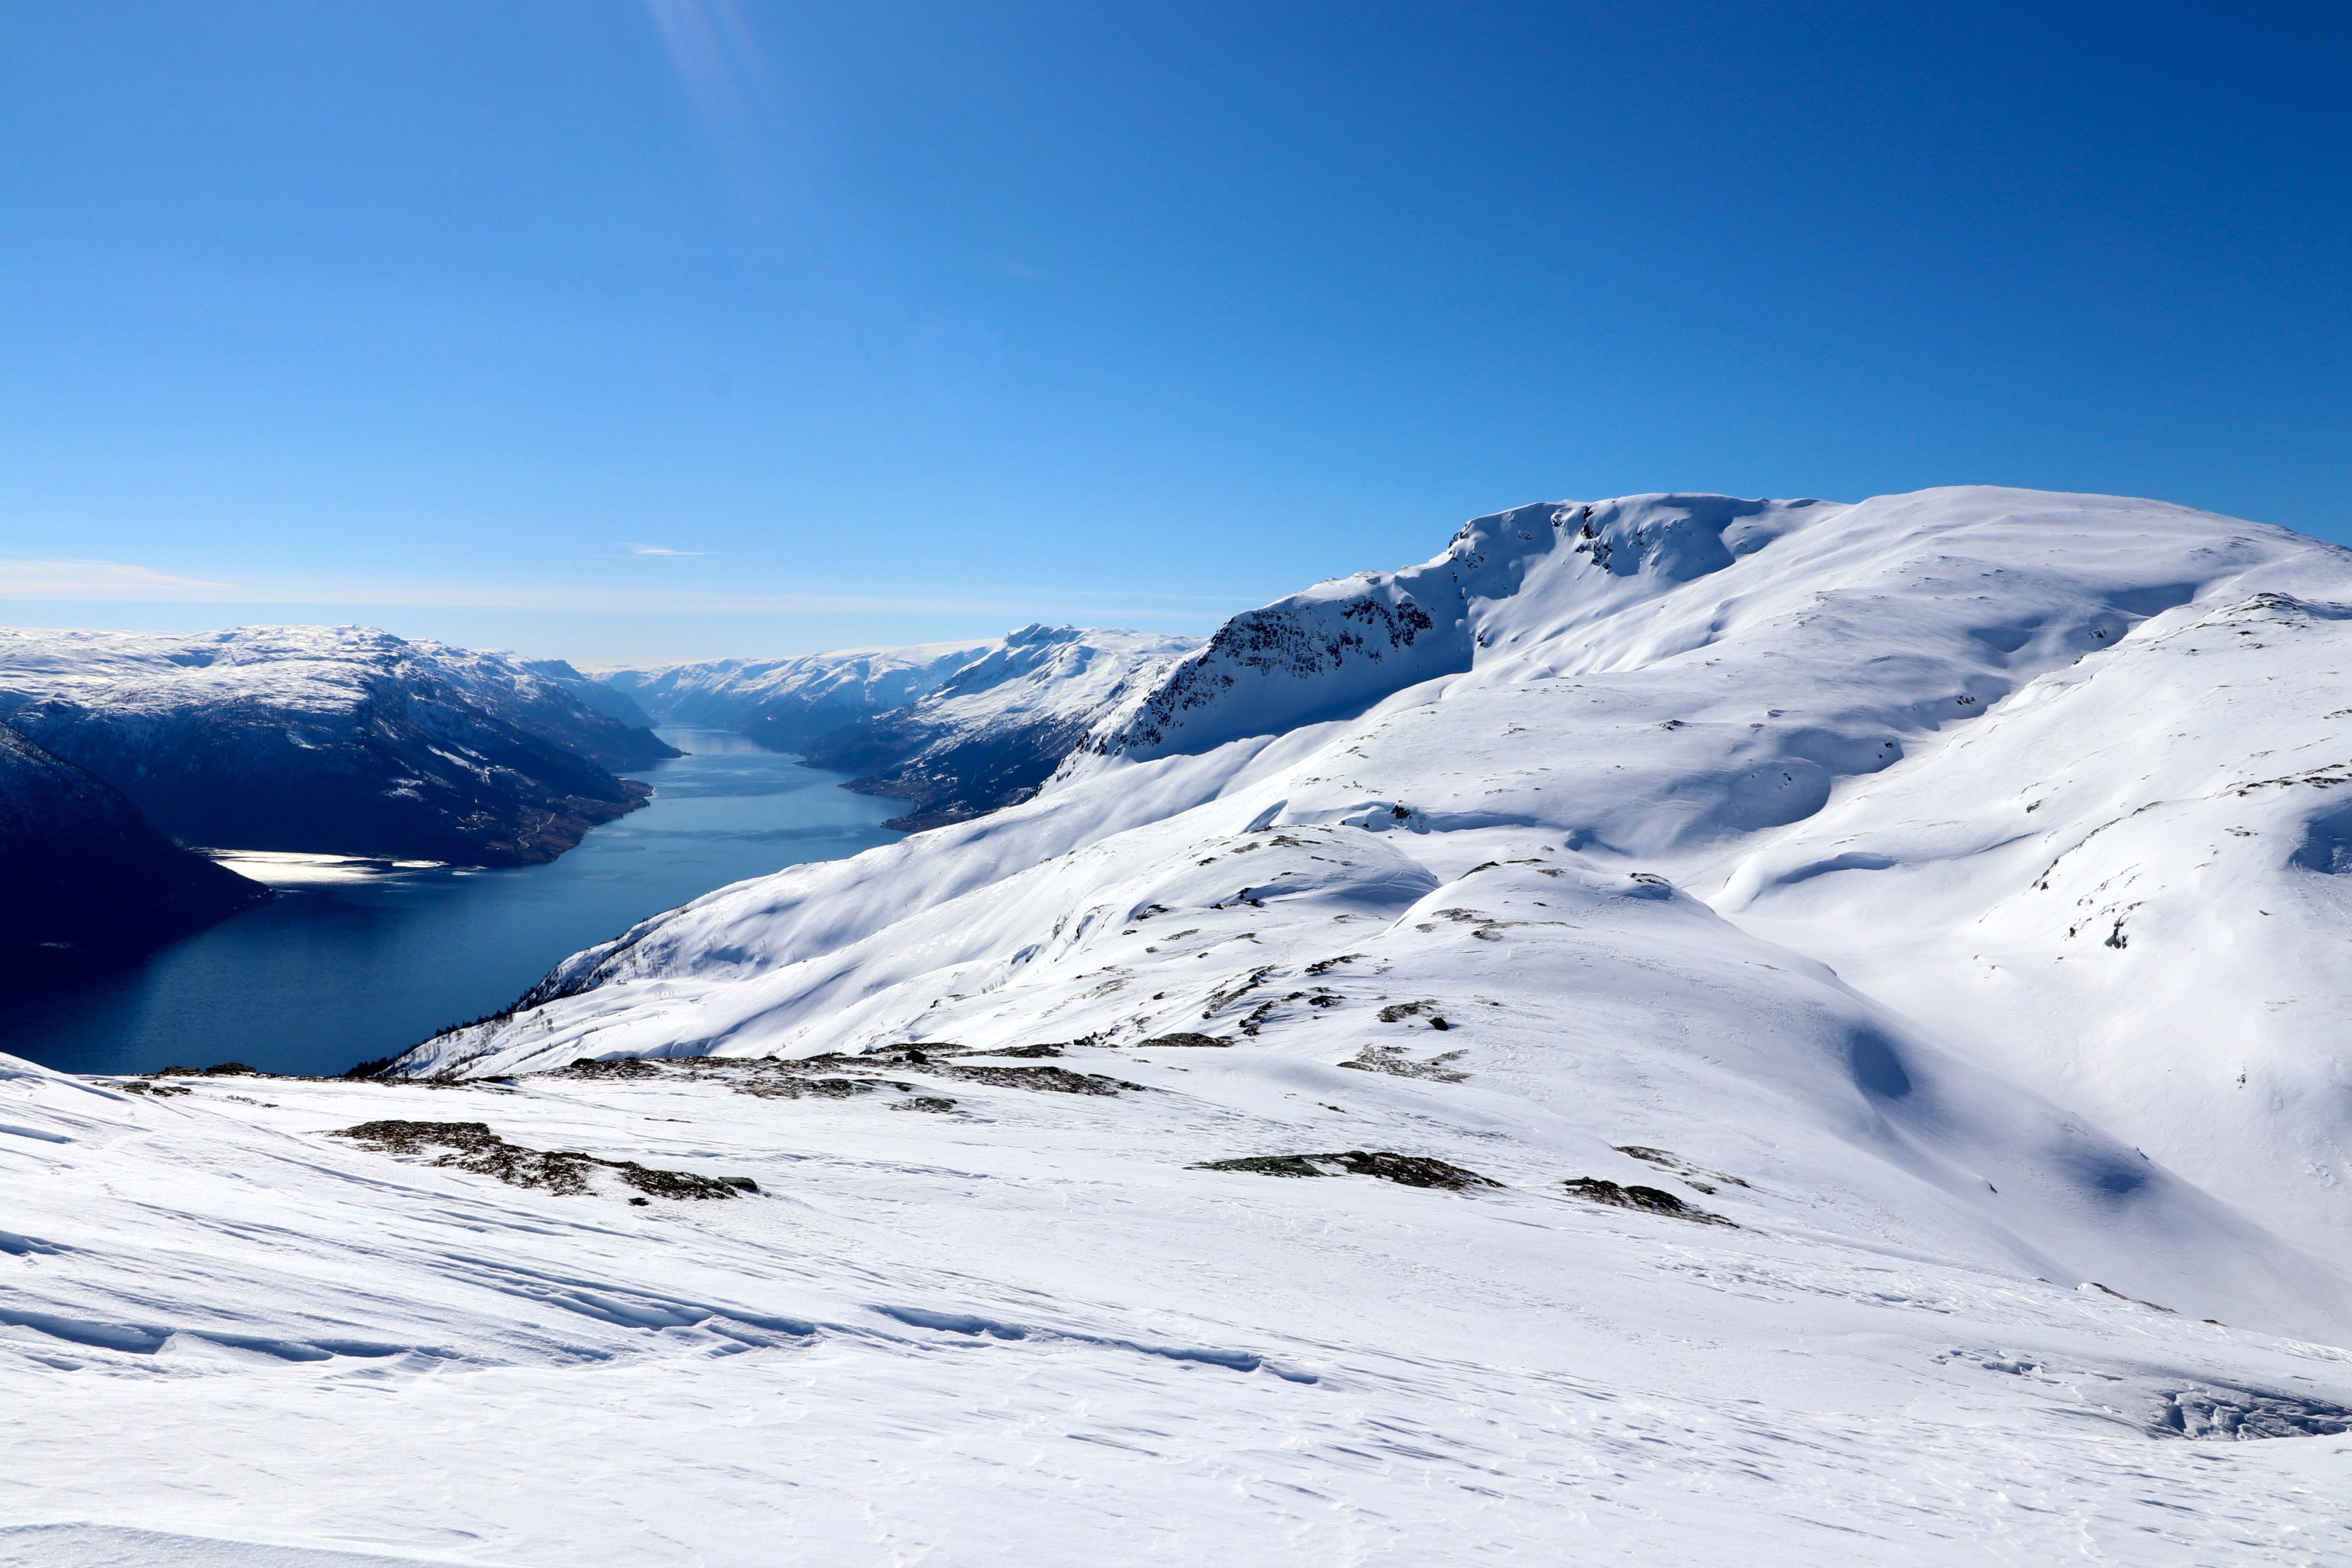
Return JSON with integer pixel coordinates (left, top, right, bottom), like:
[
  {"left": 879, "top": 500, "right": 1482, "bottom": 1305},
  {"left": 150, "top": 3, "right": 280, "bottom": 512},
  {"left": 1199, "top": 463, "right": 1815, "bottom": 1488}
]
[{"left": 10, "top": 488, "right": 2352, "bottom": 1564}]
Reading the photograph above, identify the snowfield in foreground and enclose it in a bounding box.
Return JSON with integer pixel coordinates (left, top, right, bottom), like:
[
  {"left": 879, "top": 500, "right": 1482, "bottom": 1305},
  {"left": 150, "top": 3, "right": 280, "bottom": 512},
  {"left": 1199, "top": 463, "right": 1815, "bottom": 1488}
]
[{"left": 9, "top": 488, "right": 2352, "bottom": 1564}]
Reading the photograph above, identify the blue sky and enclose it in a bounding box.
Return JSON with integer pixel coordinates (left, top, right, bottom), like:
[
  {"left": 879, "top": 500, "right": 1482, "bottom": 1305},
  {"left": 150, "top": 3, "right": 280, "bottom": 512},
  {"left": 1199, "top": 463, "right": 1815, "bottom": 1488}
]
[{"left": 3, "top": 2, "right": 2346, "bottom": 663}]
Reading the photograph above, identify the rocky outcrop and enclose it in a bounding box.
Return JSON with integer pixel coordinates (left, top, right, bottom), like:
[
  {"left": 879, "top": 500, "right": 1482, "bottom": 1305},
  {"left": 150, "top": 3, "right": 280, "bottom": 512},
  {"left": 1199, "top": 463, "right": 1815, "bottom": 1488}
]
[
  {"left": 0, "top": 724, "right": 267, "bottom": 972},
  {"left": 0, "top": 626, "right": 670, "bottom": 866}
]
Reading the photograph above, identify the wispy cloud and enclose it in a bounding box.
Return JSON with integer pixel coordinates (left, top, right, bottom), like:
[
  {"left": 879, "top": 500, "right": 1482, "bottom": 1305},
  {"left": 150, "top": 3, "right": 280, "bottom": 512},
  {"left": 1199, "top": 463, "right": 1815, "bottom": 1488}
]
[
  {"left": 0, "top": 556, "right": 1254, "bottom": 624},
  {"left": 0, "top": 559, "right": 236, "bottom": 600},
  {"left": 625, "top": 545, "right": 709, "bottom": 557}
]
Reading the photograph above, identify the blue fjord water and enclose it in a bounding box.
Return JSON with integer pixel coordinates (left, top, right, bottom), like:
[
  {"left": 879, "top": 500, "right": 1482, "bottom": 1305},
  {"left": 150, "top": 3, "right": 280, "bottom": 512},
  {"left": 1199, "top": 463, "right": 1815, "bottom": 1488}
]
[{"left": 0, "top": 731, "right": 901, "bottom": 1078}]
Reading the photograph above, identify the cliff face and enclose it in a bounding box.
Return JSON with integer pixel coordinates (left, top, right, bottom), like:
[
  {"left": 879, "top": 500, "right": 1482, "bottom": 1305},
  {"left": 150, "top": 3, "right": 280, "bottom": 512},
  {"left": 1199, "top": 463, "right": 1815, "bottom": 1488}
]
[
  {"left": 0, "top": 724, "right": 268, "bottom": 971},
  {"left": 0, "top": 626, "right": 668, "bottom": 866}
]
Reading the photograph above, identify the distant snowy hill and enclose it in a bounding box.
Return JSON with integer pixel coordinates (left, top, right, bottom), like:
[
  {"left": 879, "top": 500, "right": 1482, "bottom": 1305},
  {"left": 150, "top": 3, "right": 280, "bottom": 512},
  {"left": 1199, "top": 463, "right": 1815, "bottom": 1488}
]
[
  {"left": 0, "top": 725, "right": 266, "bottom": 970},
  {"left": 16, "top": 491, "right": 2352, "bottom": 1564},
  {"left": 603, "top": 625, "right": 1201, "bottom": 829},
  {"left": 598, "top": 639, "right": 1002, "bottom": 746},
  {"left": 0, "top": 626, "right": 675, "bottom": 865},
  {"left": 517, "top": 656, "right": 663, "bottom": 735},
  {"left": 795, "top": 625, "right": 1201, "bottom": 828}
]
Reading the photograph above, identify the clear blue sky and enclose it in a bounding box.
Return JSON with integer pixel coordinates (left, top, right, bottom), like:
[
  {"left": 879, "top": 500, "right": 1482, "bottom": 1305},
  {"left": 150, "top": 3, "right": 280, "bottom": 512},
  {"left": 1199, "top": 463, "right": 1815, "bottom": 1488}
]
[{"left": 3, "top": 2, "right": 2346, "bottom": 663}]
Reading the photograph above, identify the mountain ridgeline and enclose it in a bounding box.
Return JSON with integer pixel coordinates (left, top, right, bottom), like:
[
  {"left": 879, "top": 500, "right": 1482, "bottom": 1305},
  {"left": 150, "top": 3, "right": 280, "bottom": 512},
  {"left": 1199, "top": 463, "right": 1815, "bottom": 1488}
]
[
  {"left": 0, "top": 627, "right": 675, "bottom": 868},
  {"left": 604, "top": 624, "right": 1199, "bottom": 829}
]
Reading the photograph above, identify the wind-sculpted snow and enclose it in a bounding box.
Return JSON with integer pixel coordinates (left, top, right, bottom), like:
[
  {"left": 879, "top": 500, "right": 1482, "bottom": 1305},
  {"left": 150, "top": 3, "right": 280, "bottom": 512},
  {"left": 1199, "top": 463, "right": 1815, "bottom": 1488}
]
[
  {"left": 22, "top": 488, "right": 2352, "bottom": 1562},
  {"left": 0, "top": 626, "right": 672, "bottom": 864}
]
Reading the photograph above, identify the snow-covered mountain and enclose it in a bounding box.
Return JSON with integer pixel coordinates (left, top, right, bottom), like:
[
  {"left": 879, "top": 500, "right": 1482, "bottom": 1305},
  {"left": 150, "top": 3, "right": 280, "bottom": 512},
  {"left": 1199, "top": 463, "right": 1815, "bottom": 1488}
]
[
  {"left": 0, "top": 725, "right": 267, "bottom": 970},
  {"left": 516, "top": 656, "right": 663, "bottom": 734},
  {"left": 0, "top": 626, "right": 675, "bottom": 865},
  {"left": 14, "top": 489, "right": 2352, "bottom": 1564},
  {"left": 794, "top": 624, "right": 1201, "bottom": 828},
  {"left": 598, "top": 639, "right": 1003, "bottom": 747}
]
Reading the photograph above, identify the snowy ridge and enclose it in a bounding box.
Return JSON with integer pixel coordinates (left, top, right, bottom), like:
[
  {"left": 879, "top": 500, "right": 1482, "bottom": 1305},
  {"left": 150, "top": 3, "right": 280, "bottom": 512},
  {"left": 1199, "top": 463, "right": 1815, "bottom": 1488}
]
[{"left": 1077, "top": 494, "right": 1804, "bottom": 762}]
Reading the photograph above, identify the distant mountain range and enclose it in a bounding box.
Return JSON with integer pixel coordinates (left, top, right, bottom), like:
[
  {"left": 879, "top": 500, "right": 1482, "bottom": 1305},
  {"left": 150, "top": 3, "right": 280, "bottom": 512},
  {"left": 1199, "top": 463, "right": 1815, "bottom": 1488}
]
[
  {"left": 598, "top": 624, "right": 1200, "bottom": 829},
  {"left": 0, "top": 626, "right": 674, "bottom": 869}
]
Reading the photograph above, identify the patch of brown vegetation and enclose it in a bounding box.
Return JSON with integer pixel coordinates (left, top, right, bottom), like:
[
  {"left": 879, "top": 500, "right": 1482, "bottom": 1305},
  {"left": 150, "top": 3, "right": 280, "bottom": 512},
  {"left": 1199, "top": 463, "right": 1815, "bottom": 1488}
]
[
  {"left": 1563, "top": 1177, "right": 1732, "bottom": 1225},
  {"left": 331, "top": 1120, "right": 753, "bottom": 1200},
  {"left": 1191, "top": 1150, "right": 1500, "bottom": 1191}
]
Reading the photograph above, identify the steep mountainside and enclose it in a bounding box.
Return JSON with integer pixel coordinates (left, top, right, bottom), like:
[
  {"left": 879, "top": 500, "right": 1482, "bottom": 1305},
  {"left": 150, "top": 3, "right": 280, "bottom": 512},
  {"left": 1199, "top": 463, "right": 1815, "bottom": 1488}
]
[
  {"left": 795, "top": 625, "right": 1200, "bottom": 829},
  {"left": 0, "top": 725, "right": 267, "bottom": 970},
  {"left": 18, "top": 490, "right": 2352, "bottom": 1563},
  {"left": 398, "top": 488, "right": 2352, "bottom": 1304},
  {"left": 599, "top": 639, "right": 1000, "bottom": 747},
  {"left": 0, "top": 626, "right": 669, "bottom": 865},
  {"left": 509, "top": 658, "right": 670, "bottom": 760}
]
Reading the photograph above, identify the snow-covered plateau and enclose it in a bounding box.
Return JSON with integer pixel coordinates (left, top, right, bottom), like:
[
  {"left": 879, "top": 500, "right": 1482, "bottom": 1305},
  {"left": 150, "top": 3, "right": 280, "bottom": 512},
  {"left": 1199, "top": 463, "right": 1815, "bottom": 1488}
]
[
  {"left": 10, "top": 488, "right": 2352, "bottom": 1565},
  {"left": 0, "top": 627, "right": 676, "bottom": 866}
]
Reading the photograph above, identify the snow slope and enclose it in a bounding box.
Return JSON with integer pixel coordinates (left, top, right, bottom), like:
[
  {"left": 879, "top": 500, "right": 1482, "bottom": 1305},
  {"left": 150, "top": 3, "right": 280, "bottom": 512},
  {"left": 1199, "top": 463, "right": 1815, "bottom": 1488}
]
[
  {"left": 15, "top": 489, "right": 2352, "bottom": 1563},
  {"left": 795, "top": 624, "right": 1201, "bottom": 828},
  {"left": 402, "top": 488, "right": 2352, "bottom": 1246},
  {"left": 0, "top": 627, "right": 671, "bottom": 864}
]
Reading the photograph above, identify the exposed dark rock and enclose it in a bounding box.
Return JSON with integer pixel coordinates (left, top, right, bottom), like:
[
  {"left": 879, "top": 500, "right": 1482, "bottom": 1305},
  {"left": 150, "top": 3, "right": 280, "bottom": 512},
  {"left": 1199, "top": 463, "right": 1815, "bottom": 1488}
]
[
  {"left": 1563, "top": 1177, "right": 1733, "bottom": 1225},
  {"left": 1340, "top": 1045, "right": 1468, "bottom": 1082},
  {"left": 331, "top": 1120, "right": 751, "bottom": 1200},
  {"left": 1192, "top": 1150, "right": 1501, "bottom": 1190}
]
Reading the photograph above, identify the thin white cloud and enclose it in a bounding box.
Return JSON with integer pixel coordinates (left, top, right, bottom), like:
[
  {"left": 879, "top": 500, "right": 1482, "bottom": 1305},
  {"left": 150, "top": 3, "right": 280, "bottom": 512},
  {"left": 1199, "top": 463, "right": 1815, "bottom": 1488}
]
[
  {"left": 0, "top": 559, "right": 236, "bottom": 600},
  {"left": 0, "top": 559, "right": 1250, "bottom": 623},
  {"left": 625, "top": 545, "right": 709, "bottom": 557}
]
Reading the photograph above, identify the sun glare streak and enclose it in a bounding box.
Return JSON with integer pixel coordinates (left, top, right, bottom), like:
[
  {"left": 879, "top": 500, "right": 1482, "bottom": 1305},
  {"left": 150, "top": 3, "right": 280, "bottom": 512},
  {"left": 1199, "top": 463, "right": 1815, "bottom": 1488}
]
[{"left": 642, "top": 0, "right": 780, "bottom": 182}]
